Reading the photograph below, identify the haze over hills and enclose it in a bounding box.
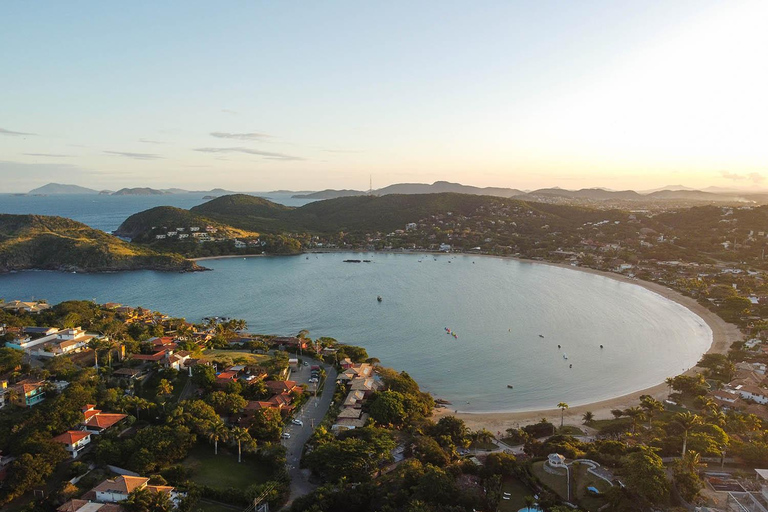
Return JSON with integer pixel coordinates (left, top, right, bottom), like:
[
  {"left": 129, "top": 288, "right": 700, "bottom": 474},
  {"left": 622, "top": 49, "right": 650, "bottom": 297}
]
[{"left": 23, "top": 183, "right": 238, "bottom": 196}]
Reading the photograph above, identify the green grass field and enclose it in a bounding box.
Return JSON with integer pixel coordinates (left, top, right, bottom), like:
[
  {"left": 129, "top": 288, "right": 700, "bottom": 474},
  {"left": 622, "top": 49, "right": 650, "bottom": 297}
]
[
  {"left": 496, "top": 476, "right": 532, "bottom": 512},
  {"left": 200, "top": 349, "right": 270, "bottom": 367},
  {"left": 531, "top": 461, "right": 568, "bottom": 500},
  {"left": 182, "top": 443, "right": 272, "bottom": 489}
]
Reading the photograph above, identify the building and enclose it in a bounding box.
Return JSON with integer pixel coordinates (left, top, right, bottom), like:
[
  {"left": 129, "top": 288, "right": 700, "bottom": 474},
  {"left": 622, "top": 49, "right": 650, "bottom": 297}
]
[
  {"left": 81, "top": 404, "right": 128, "bottom": 434},
  {"left": 10, "top": 379, "right": 46, "bottom": 407},
  {"left": 52, "top": 430, "right": 92, "bottom": 459},
  {"left": 86, "top": 475, "right": 177, "bottom": 504}
]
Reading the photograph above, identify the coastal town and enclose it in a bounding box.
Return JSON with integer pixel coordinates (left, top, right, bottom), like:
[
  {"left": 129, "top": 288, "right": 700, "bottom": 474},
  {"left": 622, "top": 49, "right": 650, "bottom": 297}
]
[{"left": 1, "top": 272, "right": 768, "bottom": 512}]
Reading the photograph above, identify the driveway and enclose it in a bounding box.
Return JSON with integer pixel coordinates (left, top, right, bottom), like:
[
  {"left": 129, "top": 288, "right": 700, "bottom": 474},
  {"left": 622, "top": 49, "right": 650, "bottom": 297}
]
[{"left": 282, "top": 360, "right": 338, "bottom": 503}]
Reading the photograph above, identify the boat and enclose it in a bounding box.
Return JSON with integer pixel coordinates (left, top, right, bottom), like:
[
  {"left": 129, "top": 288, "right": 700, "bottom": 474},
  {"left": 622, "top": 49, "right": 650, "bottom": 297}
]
[
  {"left": 539, "top": 334, "right": 544, "bottom": 338},
  {"left": 507, "top": 385, "right": 514, "bottom": 389},
  {"left": 377, "top": 296, "right": 382, "bottom": 302},
  {"left": 563, "top": 353, "right": 568, "bottom": 360}
]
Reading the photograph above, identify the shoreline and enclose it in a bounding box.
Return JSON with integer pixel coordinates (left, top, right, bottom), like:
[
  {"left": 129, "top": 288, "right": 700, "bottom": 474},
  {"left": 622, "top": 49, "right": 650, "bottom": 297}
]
[
  {"left": 187, "top": 249, "right": 741, "bottom": 430},
  {"left": 433, "top": 258, "right": 740, "bottom": 432}
]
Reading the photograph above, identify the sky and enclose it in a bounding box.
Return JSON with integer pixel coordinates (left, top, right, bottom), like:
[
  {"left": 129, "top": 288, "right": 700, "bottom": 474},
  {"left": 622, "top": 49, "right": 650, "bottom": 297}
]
[{"left": 1, "top": 1, "right": 767, "bottom": 193}]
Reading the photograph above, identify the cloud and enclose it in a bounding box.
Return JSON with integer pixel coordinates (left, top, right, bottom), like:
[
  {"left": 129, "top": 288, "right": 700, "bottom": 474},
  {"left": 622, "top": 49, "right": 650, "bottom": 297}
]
[
  {"left": 221, "top": 109, "right": 238, "bottom": 115},
  {"left": 194, "top": 147, "right": 304, "bottom": 161},
  {"left": 721, "top": 170, "right": 764, "bottom": 183},
  {"left": 0, "top": 127, "right": 35, "bottom": 137},
  {"left": 23, "top": 153, "right": 72, "bottom": 157},
  {"left": 321, "top": 149, "right": 364, "bottom": 154},
  {"left": 138, "top": 139, "right": 165, "bottom": 144},
  {"left": 210, "top": 132, "right": 271, "bottom": 141},
  {"left": 104, "top": 151, "right": 164, "bottom": 160}
]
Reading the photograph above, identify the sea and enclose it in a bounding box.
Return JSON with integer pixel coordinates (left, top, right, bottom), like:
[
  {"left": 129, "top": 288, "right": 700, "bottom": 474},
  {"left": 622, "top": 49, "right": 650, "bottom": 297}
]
[{"left": 0, "top": 194, "right": 712, "bottom": 412}]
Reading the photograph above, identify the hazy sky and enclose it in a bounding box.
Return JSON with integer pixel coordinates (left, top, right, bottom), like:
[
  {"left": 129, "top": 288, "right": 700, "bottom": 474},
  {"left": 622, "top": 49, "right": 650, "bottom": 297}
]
[{"left": 2, "top": 1, "right": 767, "bottom": 192}]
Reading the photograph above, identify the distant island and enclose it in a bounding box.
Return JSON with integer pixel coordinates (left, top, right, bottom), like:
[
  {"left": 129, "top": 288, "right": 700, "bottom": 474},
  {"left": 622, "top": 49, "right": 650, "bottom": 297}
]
[
  {"left": 291, "top": 180, "right": 752, "bottom": 203},
  {"left": 0, "top": 214, "right": 201, "bottom": 273},
  {"left": 111, "top": 187, "right": 171, "bottom": 196},
  {"left": 27, "top": 183, "right": 100, "bottom": 195},
  {"left": 25, "top": 183, "right": 239, "bottom": 196}
]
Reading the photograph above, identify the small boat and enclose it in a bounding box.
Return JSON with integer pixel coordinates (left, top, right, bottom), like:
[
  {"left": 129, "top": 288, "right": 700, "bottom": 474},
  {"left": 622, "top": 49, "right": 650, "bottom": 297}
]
[
  {"left": 377, "top": 296, "right": 382, "bottom": 302},
  {"left": 507, "top": 385, "right": 514, "bottom": 389},
  {"left": 600, "top": 345, "right": 604, "bottom": 349},
  {"left": 539, "top": 334, "right": 544, "bottom": 338},
  {"left": 563, "top": 353, "right": 568, "bottom": 360}
]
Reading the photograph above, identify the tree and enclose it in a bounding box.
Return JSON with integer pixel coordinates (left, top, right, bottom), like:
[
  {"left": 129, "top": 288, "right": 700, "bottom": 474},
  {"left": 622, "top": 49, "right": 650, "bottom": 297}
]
[
  {"left": 157, "top": 378, "right": 173, "bottom": 398},
  {"left": 639, "top": 395, "right": 664, "bottom": 429},
  {"left": 191, "top": 364, "right": 215, "bottom": 389},
  {"left": 207, "top": 420, "right": 229, "bottom": 455},
  {"left": 431, "top": 416, "right": 469, "bottom": 450},
  {"left": 121, "top": 395, "right": 153, "bottom": 420},
  {"left": 623, "top": 407, "right": 646, "bottom": 433},
  {"left": 0, "top": 347, "right": 23, "bottom": 374},
  {"left": 673, "top": 450, "right": 704, "bottom": 502},
  {"left": 230, "top": 426, "right": 255, "bottom": 463},
  {"left": 675, "top": 412, "right": 703, "bottom": 457},
  {"left": 622, "top": 446, "right": 669, "bottom": 505},
  {"left": 205, "top": 391, "right": 247, "bottom": 415},
  {"left": 368, "top": 390, "right": 407, "bottom": 427},
  {"left": 582, "top": 411, "right": 594, "bottom": 424},
  {"left": 557, "top": 402, "right": 569, "bottom": 428},
  {"left": 124, "top": 487, "right": 174, "bottom": 512}
]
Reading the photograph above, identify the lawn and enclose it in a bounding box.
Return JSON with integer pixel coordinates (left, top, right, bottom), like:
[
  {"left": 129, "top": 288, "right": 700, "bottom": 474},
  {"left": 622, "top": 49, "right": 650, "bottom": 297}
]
[
  {"left": 182, "top": 443, "right": 272, "bottom": 489},
  {"left": 531, "top": 461, "right": 568, "bottom": 500},
  {"left": 497, "top": 476, "right": 533, "bottom": 512},
  {"left": 572, "top": 463, "right": 611, "bottom": 511},
  {"left": 200, "top": 349, "right": 269, "bottom": 366},
  {"left": 557, "top": 425, "right": 584, "bottom": 436}
]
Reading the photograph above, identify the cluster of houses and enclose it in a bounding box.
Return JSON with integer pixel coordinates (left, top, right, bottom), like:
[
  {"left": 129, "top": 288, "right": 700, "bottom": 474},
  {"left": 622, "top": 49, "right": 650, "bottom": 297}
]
[
  {"left": 58, "top": 473, "right": 180, "bottom": 512},
  {"left": 5, "top": 326, "right": 102, "bottom": 358},
  {"left": 333, "top": 359, "right": 382, "bottom": 431},
  {"left": 1, "top": 300, "right": 51, "bottom": 314},
  {"left": 51, "top": 404, "right": 128, "bottom": 459},
  {"left": 708, "top": 360, "right": 768, "bottom": 420},
  {"left": 0, "top": 378, "right": 69, "bottom": 409}
]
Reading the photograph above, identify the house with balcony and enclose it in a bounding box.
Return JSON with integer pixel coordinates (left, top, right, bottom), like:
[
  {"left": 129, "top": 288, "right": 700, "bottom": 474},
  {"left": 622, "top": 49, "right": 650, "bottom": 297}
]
[
  {"left": 52, "top": 430, "right": 92, "bottom": 459},
  {"left": 10, "top": 379, "right": 46, "bottom": 407}
]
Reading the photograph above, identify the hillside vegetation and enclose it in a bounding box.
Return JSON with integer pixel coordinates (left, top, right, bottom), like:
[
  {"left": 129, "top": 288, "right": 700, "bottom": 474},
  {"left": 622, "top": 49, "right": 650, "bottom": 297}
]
[{"left": 0, "top": 214, "right": 200, "bottom": 272}]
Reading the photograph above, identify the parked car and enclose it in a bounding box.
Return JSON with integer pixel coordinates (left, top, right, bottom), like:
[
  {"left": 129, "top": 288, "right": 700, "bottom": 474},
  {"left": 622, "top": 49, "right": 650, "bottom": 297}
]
[
  {"left": 303, "top": 361, "right": 309, "bottom": 366},
  {"left": 281, "top": 432, "right": 291, "bottom": 439},
  {"left": 291, "top": 419, "right": 303, "bottom": 426}
]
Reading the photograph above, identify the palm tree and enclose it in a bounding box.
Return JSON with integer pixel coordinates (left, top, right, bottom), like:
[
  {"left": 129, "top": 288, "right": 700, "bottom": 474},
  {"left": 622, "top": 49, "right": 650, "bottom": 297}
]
[
  {"left": 121, "top": 395, "right": 153, "bottom": 420},
  {"left": 675, "top": 411, "right": 702, "bottom": 457},
  {"left": 623, "top": 407, "right": 646, "bottom": 433},
  {"left": 88, "top": 338, "right": 109, "bottom": 369},
  {"left": 207, "top": 421, "right": 229, "bottom": 455},
  {"left": 640, "top": 396, "right": 664, "bottom": 429},
  {"left": 582, "top": 411, "right": 594, "bottom": 424},
  {"left": 230, "top": 426, "right": 254, "bottom": 463},
  {"left": 157, "top": 379, "right": 173, "bottom": 397},
  {"left": 557, "top": 402, "right": 569, "bottom": 428}
]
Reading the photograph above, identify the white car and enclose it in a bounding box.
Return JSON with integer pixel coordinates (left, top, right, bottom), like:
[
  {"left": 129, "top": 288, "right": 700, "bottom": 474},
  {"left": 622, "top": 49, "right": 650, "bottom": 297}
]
[
  {"left": 281, "top": 432, "right": 291, "bottom": 439},
  {"left": 291, "top": 419, "right": 303, "bottom": 426}
]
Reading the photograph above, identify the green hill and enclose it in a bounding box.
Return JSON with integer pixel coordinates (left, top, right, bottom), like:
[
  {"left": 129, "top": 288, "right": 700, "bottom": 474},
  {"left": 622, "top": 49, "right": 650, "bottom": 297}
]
[
  {"left": 115, "top": 205, "right": 260, "bottom": 242},
  {"left": 0, "top": 214, "right": 201, "bottom": 273},
  {"left": 120, "top": 192, "right": 620, "bottom": 237}
]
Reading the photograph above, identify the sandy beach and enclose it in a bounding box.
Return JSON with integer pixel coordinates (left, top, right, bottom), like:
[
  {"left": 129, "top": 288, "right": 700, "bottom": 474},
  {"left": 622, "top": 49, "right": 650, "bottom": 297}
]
[
  {"left": 433, "top": 260, "right": 742, "bottom": 433},
  {"left": 190, "top": 250, "right": 741, "bottom": 431}
]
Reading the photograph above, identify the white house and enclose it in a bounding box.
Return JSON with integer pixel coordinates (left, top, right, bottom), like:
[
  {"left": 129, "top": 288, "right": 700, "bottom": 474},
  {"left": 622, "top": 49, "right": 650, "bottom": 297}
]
[
  {"left": 52, "top": 430, "right": 91, "bottom": 459},
  {"left": 547, "top": 453, "right": 567, "bottom": 468},
  {"left": 735, "top": 384, "right": 768, "bottom": 404},
  {"left": 90, "top": 475, "right": 177, "bottom": 504}
]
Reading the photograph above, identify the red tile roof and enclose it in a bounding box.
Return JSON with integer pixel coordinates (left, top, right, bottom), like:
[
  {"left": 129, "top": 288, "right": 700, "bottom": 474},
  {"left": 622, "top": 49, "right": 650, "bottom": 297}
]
[
  {"left": 52, "top": 430, "right": 91, "bottom": 445},
  {"left": 84, "top": 412, "right": 127, "bottom": 429}
]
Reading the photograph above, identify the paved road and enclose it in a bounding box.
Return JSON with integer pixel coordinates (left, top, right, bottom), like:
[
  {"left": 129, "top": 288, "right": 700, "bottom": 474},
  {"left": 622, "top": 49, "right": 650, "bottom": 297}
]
[{"left": 283, "top": 360, "right": 338, "bottom": 503}]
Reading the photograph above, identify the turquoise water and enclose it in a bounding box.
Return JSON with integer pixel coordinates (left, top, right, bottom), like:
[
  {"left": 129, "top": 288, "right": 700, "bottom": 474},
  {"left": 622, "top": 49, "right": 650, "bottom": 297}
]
[{"left": 0, "top": 253, "right": 711, "bottom": 412}]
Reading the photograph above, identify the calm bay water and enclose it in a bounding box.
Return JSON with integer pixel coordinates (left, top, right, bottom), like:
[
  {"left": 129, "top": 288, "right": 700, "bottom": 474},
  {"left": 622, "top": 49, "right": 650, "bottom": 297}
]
[{"left": 0, "top": 253, "right": 711, "bottom": 412}]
